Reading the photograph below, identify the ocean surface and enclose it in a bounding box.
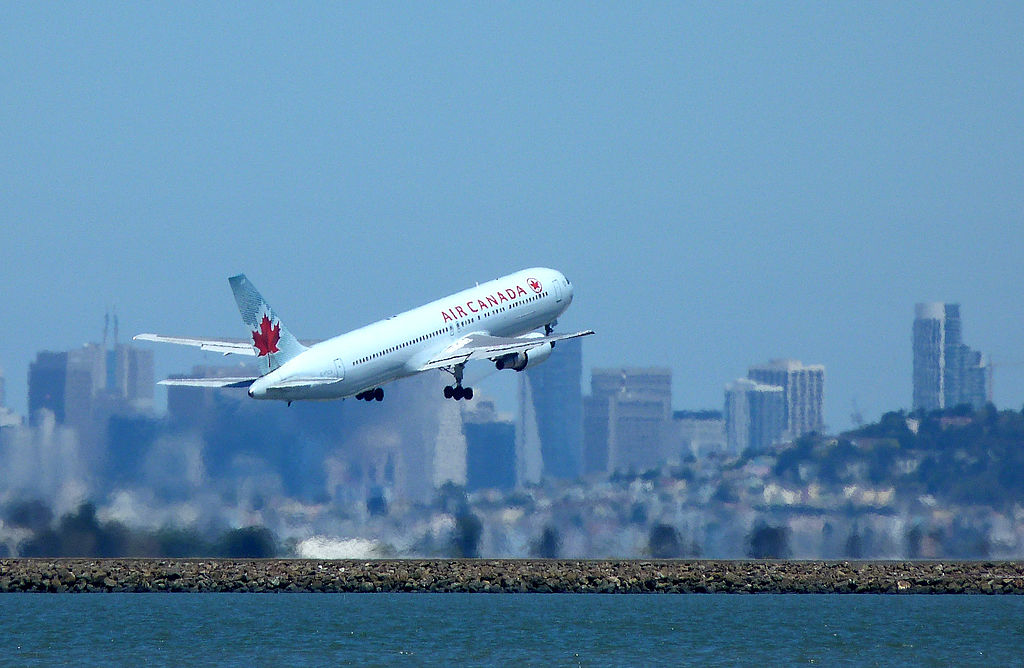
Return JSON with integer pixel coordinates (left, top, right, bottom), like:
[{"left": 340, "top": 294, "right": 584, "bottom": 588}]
[{"left": 1, "top": 593, "right": 1021, "bottom": 666}]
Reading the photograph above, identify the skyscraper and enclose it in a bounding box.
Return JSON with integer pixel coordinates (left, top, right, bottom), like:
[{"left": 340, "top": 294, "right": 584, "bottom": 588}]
[
  {"left": 913, "top": 303, "right": 990, "bottom": 411},
  {"left": 28, "top": 352, "right": 69, "bottom": 425},
  {"left": 519, "top": 338, "right": 583, "bottom": 479},
  {"left": 583, "top": 367, "right": 672, "bottom": 474},
  {"left": 724, "top": 378, "right": 785, "bottom": 454},
  {"left": 0, "top": 366, "right": 18, "bottom": 427},
  {"left": 464, "top": 400, "right": 516, "bottom": 491},
  {"left": 747, "top": 359, "right": 825, "bottom": 439}
]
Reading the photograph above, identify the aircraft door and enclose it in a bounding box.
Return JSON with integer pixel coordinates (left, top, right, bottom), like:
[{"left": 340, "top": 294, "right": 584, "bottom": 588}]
[
  {"left": 553, "top": 279, "right": 563, "bottom": 303},
  {"left": 333, "top": 358, "right": 346, "bottom": 380}
]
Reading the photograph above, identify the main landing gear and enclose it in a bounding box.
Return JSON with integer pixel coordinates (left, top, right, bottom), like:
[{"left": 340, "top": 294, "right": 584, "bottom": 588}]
[
  {"left": 356, "top": 388, "right": 384, "bottom": 401},
  {"left": 442, "top": 363, "right": 473, "bottom": 401},
  {"left": 443, "top": 384, "right": 473, "bottom": 401}
]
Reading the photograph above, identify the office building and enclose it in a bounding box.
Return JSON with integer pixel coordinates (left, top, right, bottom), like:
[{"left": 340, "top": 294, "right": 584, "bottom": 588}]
[
  {"left": 464, "top": 401, "right": 516, "bottom": 491},
  {"left": 913, "top": 303, "right": 990, "bottom": 411},
  {"left": 519, "top": 338, "right": 584, "bottom": 479},
  {"left": 29, "top": 352, "right": 70, "bottom": 425},
  {"left": 724, "top": 378, "right": 785, "bottom": 454},
  {"left": 0, "top": 366, "right": 19, "bottom": 428},
  {"left": 583, "top": 368, "right": 672, "bottom": 474},
  {"left": 748, "top": 359, "right": 825, "bottom": 439},
  {"left": 673, "top": 410, "right": 727, "bottom": 459}
]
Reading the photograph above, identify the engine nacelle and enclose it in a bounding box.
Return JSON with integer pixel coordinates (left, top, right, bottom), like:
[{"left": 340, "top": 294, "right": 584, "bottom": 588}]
[{"left": 494, "top": 342, "right": 553, "bottom": 372}]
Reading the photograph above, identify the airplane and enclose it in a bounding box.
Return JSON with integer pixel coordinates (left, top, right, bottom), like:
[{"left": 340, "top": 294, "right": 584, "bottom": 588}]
[{"left": 135, "top": 267, "right": 593, "bottom": 404}]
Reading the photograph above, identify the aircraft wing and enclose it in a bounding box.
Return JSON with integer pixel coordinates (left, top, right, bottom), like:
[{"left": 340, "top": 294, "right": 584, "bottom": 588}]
[
  {"left": 134, "top": 333, "right": 257, "bottom": 356},
  {"left": 158, "top": 377, "right": 258, "bottom": 388},
  {"left": 419, "top": 329, "right": 594, "bottom": 371}
]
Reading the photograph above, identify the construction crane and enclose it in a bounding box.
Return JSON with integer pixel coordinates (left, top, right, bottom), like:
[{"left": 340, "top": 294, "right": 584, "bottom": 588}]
[{"left": 986, "top": 358, "right": 1024, "bottom": 404}]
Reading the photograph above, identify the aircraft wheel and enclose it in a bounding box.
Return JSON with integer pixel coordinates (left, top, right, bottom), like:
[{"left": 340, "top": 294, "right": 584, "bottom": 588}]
[
  {"left": 374, "top": 387, "right": 384, "bottom": 401},
  {"left": 452, "top": 385, "right": 464, "bottom": 400},
  {"left": 443, "top": 385, "right": 453, "bottom": 399},
  {"left": 464, "top": 387, "right": 473, "bottom": 400}
]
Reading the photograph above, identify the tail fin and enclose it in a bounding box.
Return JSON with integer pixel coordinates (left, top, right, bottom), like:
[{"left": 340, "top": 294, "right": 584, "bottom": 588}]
[{"left": 229, "top": 274, "right": 307, "bottom": 373}]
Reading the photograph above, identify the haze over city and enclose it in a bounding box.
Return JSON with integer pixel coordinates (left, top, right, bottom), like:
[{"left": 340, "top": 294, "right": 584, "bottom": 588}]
[{"left": 3, "top": 4, "right": 1023, "bottom": 429}]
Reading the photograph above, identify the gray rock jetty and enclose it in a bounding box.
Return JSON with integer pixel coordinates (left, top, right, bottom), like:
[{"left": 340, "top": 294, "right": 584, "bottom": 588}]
[{"left": 2, "top": 559, "right": 1023, "bottom": 593}]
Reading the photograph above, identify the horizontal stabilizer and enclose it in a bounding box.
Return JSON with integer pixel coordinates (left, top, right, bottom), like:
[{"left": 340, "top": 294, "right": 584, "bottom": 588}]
[
  {"left": 134, "top": 334, "right": 256, "bottom": 356},
  {"left": 158, "top": 377, "right": 258, "bottom": 388}
]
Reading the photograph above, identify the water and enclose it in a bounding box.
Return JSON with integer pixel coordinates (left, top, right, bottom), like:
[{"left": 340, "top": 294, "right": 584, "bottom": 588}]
[{"left": 1, "top": 594, "right": 1021, "bottom": 666}]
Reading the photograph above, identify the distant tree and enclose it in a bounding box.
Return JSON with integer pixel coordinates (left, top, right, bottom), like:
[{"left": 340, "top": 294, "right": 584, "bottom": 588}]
[
  {"left": 435, "top": 481, "right": 469, "bottom": 514},
  {"left": 648, "top": 524, "right": 683, "bottom": 558},
  {"left": 155, "top": 527, "right": 213, "bottom": 558},
  {"left": 746, "top": 522, "right": 790, "bottom": 559},
  {"left": 3, "top": 499, "right": 53, "bottom": 532},
  {"left": 452, "top": 512, "right": 483, "bottom": 557},
  {"left": 452, "top": 512, "right": 483, "bottom": 558},
  {"left": 905, "top": 525, "right": 923, "bottom": 559},
  {"left": 20, "top": 502, "right": 134, "bottom": 557},
  {"left": 532, "top": 525, "right": 561, "bottom": 559},
  {"left": 216, "top": 526, "right": 278, "bottom": 558},
  {"left": 712, "top": 481, "right": 738, "bottom": 504},
  {"left": 844, "top": 528, "right": 863, "bottom": 559}
]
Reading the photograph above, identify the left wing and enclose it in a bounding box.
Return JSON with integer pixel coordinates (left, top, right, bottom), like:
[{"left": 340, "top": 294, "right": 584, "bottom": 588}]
[{"left": 419, "top": 330, "right": 594, "bottom": 371}]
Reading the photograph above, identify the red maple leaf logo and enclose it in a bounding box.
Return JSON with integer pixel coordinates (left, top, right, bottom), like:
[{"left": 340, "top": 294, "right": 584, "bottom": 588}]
[
  {"left": 528, "top": 278, "right": 542, "bottom": 293},
  {"left": 252, "top": 314, "right": 281, "bottom": 356}
]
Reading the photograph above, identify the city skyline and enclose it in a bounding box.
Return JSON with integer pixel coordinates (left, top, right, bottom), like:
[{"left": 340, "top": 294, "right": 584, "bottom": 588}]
[
  {"left": 5, "top": 328, "right": 1023, "bottom": 562},
  {"left": 0, "top": 297, "right": 1017, "bottom": 429},
  {"left": 3, "top": 4, "right": 1023, "bottom": 430}
]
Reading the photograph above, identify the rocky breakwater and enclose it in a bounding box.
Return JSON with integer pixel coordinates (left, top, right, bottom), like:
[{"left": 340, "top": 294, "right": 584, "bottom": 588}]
[{"left": 2, "top": 559, "right": 1024, "bottom": 593}]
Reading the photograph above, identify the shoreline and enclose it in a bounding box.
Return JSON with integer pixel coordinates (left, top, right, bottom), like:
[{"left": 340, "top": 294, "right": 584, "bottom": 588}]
[{"left": 2, "top": 559, "right": 1024, "bottom": 593}]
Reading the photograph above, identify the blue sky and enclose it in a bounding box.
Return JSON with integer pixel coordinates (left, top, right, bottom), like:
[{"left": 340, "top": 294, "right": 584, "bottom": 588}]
[{"left": 2, "top": 3, "right": 1022, "bottom": 429}]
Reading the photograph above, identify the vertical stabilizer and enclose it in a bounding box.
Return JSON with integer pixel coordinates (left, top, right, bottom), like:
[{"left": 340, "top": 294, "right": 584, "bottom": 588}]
[{"left": 229, "top": 274, "right": 307, "bottom": 373}]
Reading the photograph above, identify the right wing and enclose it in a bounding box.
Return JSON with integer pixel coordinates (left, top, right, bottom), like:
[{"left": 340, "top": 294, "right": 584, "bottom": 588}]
[
  {"left": 133, "top": 333, "right": 257, "bottom": 356},
  {"left": 419, "top": 329, "right": 595, "bottom": 371}
]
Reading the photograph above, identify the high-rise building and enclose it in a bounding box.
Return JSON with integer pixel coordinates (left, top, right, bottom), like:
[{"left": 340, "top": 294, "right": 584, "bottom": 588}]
[
  {"left": 747, "top": 359, "right": 825, "bottom": 439},
  {"left": 673, "top": 410, "right": 726, "bottom": 459},
  {"left": 0, "top": 366, "right": 19, "bottom": 428},
  {"left": 29, "top": 352, "right": 69, "bottom": 425},
  {"left": 29, "top": 339, "right": 154, "bottom": 429},
  {"left": 913, "top": 303, "right": 990, "bottom": 411},
  {"left": 464, "top": 400, "right": 516, "bottom": 491},
  {"left": 583, "top": 368, "right": 672, "bottom": 474},
  {"left": 724, "top": 378, "right": 785, "bottom": 454},
  {"left": 108, "top": 345, "right": 155, "bottom": 408},
  {"left": 519, "top": 338, "right": 583, "bottom": 479}
]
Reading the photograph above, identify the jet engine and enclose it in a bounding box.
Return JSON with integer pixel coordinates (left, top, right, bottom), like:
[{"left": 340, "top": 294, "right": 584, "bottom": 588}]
[{"left": 494, "top": 339, "right": 553, "bottom": 372}]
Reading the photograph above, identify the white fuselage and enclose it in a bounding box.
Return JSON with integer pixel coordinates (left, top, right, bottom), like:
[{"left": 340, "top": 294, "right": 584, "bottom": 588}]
[{"left": 248, "top": 267, "right": 574, "bottom": 401}]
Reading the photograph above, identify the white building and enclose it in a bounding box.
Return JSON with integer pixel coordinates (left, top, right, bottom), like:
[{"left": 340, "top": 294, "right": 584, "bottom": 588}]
[
  {"left": 748, "top": 359, "right": 825, "bottom": 439},
  {"left": 724, "top": 379, "right": 785, "bottom": 454}
]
